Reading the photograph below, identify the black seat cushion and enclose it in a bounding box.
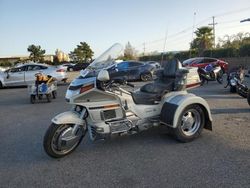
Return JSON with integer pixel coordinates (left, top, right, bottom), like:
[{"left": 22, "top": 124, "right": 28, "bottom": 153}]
[
  {"left": 140, "top": 80, "right": 174, "bottom": 94},
  {"left": 131, "top": 90, "right": 162, "bottom": 105}
]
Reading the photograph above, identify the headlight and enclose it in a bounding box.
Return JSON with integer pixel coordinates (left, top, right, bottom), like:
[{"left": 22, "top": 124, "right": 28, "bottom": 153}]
[
  {"left": 230, "top": 79, "right": 237, "bottom": 86},
  {"left": 65, "top": 89, "right": 80, "bottom": 102}
]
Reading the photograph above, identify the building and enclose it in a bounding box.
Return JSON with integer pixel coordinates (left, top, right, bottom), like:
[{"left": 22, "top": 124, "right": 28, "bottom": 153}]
[
  {"left": 0, "top": 54, "right": 55, "bottom": 65},
  {"left": 55, "top": 49, "right": 70, "bottom": 62}
]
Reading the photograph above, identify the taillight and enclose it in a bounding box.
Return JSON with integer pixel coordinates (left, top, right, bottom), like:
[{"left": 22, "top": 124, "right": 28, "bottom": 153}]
[
  {"left": 56, "top": 69, "right": 65, "bottom": 72},
  {"left": 80, "top": 84, "right": 94, "bottom": 93}
]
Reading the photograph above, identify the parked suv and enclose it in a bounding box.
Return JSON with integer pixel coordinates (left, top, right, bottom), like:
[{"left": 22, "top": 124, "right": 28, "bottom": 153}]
[{"left": 182, "top": 57, "right": 228, "bottom": 73}]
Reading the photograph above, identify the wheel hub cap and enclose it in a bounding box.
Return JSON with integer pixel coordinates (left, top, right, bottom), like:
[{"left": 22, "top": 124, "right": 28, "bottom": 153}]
[{"left": 181, "top": 109, "right": 201, "bottom": 136}]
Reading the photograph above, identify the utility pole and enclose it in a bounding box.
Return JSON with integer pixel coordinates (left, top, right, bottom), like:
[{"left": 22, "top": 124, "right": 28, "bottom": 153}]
[
  {"left": 190, "top": 12, "right": 196, "bottom": 58},
  {"left": 143, "top": 42, "right": 146, "bottom": 56},
  {"left": 161, "top": 29, "right": 168, "bottom": 65},
  {"left": 208, "top": 16, "right": 217, "bottom": 48}
]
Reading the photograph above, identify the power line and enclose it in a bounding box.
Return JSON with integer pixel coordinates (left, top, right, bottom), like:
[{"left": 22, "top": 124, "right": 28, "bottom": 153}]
[
  {"left": 214, "top": 6, "right": 250, "bottom": 18},
  {"left": 135, "top": 17, "right": 211, "bottom": 49},
  {"left": 216, "top": 23, "right": 250, "bottom": 30},
  {"left": 136, "top": 6, "right": 250, "bottom": 53}
]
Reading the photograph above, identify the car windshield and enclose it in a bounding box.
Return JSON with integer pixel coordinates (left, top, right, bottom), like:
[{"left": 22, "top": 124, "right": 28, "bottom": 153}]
[{"left": 182, "top": 58, "right": 197, "bottom": 65}]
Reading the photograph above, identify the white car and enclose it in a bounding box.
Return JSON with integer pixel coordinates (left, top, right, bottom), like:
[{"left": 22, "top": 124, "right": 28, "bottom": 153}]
[
  {"left": 0, "top": 63, "right": 68, "bottom": 88},
  {"left": 56, "top": 63, "right": 76, "bottom": 72},
  {"left": 0, "top": 66, "right": 9, "bottom": 72}
]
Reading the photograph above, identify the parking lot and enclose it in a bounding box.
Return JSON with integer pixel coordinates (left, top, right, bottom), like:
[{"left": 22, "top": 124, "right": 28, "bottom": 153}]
[{"left": 0, "top": 75, "right": 249, "bottom": 188}]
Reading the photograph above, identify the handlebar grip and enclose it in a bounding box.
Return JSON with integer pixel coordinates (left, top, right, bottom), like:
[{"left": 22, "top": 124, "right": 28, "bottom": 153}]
[{"left": 127, "top": 83, "right": 135, "bottom": 88}]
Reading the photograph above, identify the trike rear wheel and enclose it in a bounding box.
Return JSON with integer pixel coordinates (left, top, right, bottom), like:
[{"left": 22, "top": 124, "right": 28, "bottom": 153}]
[{"left": 173, "top": 104, "right": 205, "bottom": 142}]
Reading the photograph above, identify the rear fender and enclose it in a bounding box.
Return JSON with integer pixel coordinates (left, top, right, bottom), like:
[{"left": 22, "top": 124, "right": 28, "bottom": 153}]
[
  {"left": 52, "top": 111, "right": 85, "bottom": 125},
  {"left": 160, "top": 94, "right": 212, "bottom": 130}
]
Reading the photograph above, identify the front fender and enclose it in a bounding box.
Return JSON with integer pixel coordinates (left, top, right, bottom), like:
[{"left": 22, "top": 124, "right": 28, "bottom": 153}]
[
  {"left": 52, "top": 111, "right": 85, "bottom": 125},
  {"left": 161, "top": 94, "right": 212, "bottom": 130}
]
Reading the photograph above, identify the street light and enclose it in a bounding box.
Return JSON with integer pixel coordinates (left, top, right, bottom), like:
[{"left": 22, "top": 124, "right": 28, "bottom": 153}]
[{"left": 240, "top": 18, "right": 250, "bottom": 23}]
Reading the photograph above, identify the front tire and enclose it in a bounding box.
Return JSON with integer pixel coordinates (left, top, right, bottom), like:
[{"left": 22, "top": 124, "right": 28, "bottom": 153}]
[
  {"left": 46, "top": 94, "right": 51, "bottom": 102},
  {"left": 43, "top": 123, "right": 86, "bottom": 158},
  {"left": 217, "top": 75, "right": 223, "bottom": 84},
  {"left": 200, "top": 77, "right": 206, "bottom": 86},
  {"left": 173, "top": 104, "right": 205, "bottom": 142},
  {"left": 30, "top": 95, "right": 36, "bottom": 104},
  {"left": 140, "top": 72, "right": 152, "bottom": 82},
  {"left": 230, "top": 86, "right": 236, "bottom": 93},
  {"left": 52, "top": 91, "right": 57, "bottom": 99}
]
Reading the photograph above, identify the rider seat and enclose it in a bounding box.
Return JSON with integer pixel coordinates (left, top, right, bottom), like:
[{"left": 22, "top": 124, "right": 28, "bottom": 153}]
[{"left": 131, "top": 59, "right": 188, "bottom": 105}]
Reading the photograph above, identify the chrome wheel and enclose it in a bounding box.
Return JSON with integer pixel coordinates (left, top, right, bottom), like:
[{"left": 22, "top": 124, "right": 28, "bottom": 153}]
[
  {"left": 51, "top": 124, "right": 84, "bottom": 155},
  {"left": 44, "top": 123, "right": 86, "bottom": 158},
  {"left": 181, "top": 109, "right": 201, "bottom": 136},
  {"left": 173, "top": 104, "right": 205, "bottom": 142}
]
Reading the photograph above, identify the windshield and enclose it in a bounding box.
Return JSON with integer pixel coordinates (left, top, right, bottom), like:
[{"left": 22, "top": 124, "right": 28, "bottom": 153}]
[
  {"left": 88, "top": 43, "right": 123, "bottom": 70},
  {"left": 183, "top": 58, "right": 196, "bottom": 65},
  {"left": 80, "top": 43, "right": 123, "bottom": 78}
]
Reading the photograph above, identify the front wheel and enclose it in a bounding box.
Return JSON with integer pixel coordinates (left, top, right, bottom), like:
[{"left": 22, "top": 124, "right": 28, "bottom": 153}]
[
  {"left": 140, "top": 72, "right": 152, "bottom": 82},
  {"left": 30, "top": 95, "right": 36, "bottom": 104},
  {"left": 46, "top": 94, "right": 51, "bottom": 102},
  {"left": 173, "top": 104, "right": 205, "bottom": 142},
  {"left": 217, "top": 75, "right": 223, "bottom": 84},
  {"left": 230, "top": 86, "right": 236, "bottom": 93},
  {"left": 200, "top": 76, "right": 206, "bottom": 86},
  {"left": 52, "top": 91, "right": 57, "bottom": 99},
  {"left": 43, "top": 123, "right": 86, "bottom": 158}
]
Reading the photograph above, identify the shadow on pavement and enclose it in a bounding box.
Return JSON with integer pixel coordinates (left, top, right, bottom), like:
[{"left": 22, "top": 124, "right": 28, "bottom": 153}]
[{"left": 211, "top": 108, "right": 250, "bottom": 114}]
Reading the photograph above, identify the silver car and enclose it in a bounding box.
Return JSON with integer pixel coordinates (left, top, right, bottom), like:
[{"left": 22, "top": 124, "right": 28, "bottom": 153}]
[{"left": 0, "top": 63, "right": 68, "bottom": 88}]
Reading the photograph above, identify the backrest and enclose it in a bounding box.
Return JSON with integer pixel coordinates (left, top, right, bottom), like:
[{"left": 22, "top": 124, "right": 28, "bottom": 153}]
[
  {"left": 163, "top": 59, "right": 180, "bottom": 78},
  {"left": 160, "top": 59, "right": 189, "bottom": 91}
]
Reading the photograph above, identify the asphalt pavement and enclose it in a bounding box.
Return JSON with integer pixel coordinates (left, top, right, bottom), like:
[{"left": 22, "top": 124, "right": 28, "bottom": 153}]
[{"left": 0, "top": 79, "right": 249, "bottom": 188}]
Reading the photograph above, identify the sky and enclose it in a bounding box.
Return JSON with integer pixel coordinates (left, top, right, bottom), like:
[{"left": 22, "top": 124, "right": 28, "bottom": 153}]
[{"left": 0, "top": 0, "right": 250, "bottom": 58}]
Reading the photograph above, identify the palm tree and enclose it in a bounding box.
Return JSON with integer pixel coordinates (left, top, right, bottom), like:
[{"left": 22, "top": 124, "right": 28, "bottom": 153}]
[{"left": 191, "top": 26, "right": 213, "bottom": 56}]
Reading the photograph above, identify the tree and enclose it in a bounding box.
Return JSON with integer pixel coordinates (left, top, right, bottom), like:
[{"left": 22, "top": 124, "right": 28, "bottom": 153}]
[
  {"left": 190, "top": 26, "right": 213, "bottom": 56},
  {"left": 69, "top": 42, "right": 94, "bottom": 63},
  {"left": 123, "top": 42, "right": 137, "bottom": 60},
  {"left": 27, "top": 44, "right": 46, "bottom": 62},
  {"left": 218, "top": 32, "right": 250, "bottom": 49}
]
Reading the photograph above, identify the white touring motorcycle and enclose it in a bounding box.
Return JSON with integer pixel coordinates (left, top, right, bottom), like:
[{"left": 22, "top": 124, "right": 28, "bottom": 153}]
[{"left": 43, "top": 44, "right": 212, "bottom": 158}]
